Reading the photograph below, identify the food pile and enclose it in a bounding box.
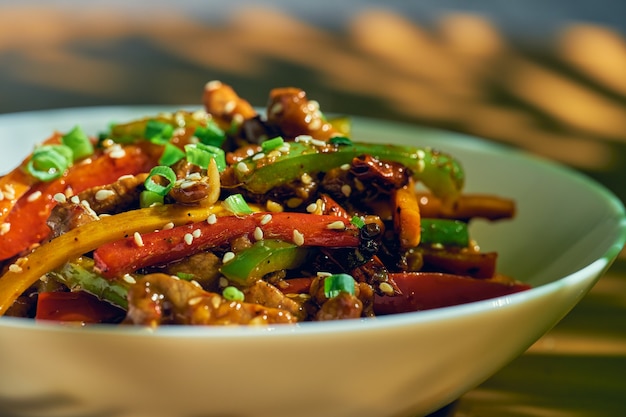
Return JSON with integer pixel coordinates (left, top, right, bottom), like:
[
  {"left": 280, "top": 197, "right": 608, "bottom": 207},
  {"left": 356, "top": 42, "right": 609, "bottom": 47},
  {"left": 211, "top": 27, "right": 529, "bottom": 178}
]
[{"left": 0, "top": 82, "right": 529, "bottom": 326}]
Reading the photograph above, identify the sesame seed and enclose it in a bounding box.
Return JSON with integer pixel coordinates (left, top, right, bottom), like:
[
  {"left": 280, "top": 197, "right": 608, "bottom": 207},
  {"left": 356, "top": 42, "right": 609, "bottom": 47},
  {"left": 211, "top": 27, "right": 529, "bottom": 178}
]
[
  {"left": 266, "top": 200, "right": 283, "bottom": 213},
  {"left": 270, "top": 102, "right": 283, "bottom": 116},
  {"left": 224, "top": 100, "right": 236, "bottom": 114},
  {"left": 252, "top": 152, "right": 266, "bottom": 161},
  {"left": 184, "top": 233, "right": 194, "bottom": 245},
  {"left": 236, "top": 162, "right": 250, "bottom": 174},
  {"left": 53, "top": 193, "right": 67, "bottom": 203},
  {"left": 416, "top": 149, "right": 426, "bottom": 159},
  {"left": 316, "top": 271, "right": 332, "bottom": 278},
  {"left": 188, "top": 296, "right": 204, "bottom": 306},
  {"left": 186, "top": 172, "right": 202, "bottom": 180},
  {"left": 0, "top": 191, "right": 4, "bottom": 201},
  {"left": 379, "top": 282, "right": 395, "bottom": 296},
  {"left": 293, "top": 229, "right": 305, "bottom": 246},
  {"left": 106, "top": 144, "right": 126, "bottom": 159},
  {"left": 192, "top": 229, "right": 202, "bottom": 238},
  {"left": 232, "top": 113, "right": 244, "bottom": 126},
  {"left": 206, "top": 80, "right": 222, "bottom": 91},
  {"left": 180, "top": 180, "right": 196, "bottom": 189},
  {"left": 327, "top": 221, "right": 346, "bottom": 230},
  {"left": 277, "top": 143, "right": 291, "bottom": 153},
  {"left": 192, "top": 109, "right": 208, "bottom": 121},
  {"left": 117, "top": 174, "right": 134, "bottom": 181},
  {"left": 123, "top": 274, "right": 137, "bottom": 284},
  {"left": 222, "top": 251, "right": 235, "bottom": 263},
  {"left": 310, "top": 138, "right": 326, "bottom": 147},
  {"left": 0, "top": 223, "right": 10, "bottom": 236},
  {"left": 308, "top": 118, "right": 322, "bottom": 131},
  {"left": 3, "top": 184, "right": 15, "bottom": 200},
  {"left": 210, "top": 295, "right": 222, "bottom": 310},
  {"left": 254, "top": 226, "right": 264, "bottom": 241},
  {"left": 8, "top": 264, "right": 22, "bottom": 273},
  {"left": 162, "top": 222, "right": 175, "bottom": 230},
  {"left": 260, "top": 214, "right": 272, "bottom": 225},
  {"left": 133, "top": 232, "right": 144, "bottom": 247},
  {"left": 95, "top": 189, "right": 116, "bottom": 201},
  {"left": 340, "top": 164, "right": 350, "bottom": 171},
  {"left": 70, "top": 195, "right": 80, "bottom": 204},
  {"left": 306, "top": 202, "right": 318, "bottom": 213},
  {"left": 190, "top": 280, "right": 202, "bottom": 288},
  {"left": 27, "top": 191, "right": 42, "bottom": 202},
  {"left": 207, "top": 214, "right": 217, "bottom": 224},
  {"left": 294, "top": 135, "right": 312, "bottom": 144},
  {"left": 341, "top": 184, "right": 352, "bottom": 197},
  {"left": 300, "top": 173, "right": 313, "bottom": 185}
]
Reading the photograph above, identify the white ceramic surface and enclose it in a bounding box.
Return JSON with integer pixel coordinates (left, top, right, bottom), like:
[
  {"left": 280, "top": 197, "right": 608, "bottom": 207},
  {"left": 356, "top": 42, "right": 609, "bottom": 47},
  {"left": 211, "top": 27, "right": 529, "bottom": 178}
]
[{"left": 0, "top": 107, "right": 625, "bottom": 417}]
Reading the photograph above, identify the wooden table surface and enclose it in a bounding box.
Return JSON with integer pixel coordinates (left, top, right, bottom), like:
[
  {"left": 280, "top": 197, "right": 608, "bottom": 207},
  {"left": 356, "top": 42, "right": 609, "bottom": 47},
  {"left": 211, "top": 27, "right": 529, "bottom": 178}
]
[{"left": 1, "top": 3, "right": 625, "bottom": 416}]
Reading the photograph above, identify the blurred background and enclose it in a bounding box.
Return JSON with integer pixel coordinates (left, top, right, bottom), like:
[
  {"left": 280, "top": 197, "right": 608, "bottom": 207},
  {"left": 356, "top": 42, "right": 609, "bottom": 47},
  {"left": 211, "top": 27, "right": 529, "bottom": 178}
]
[{"left": 1, "top": 1, "right": 625, "bottom": 416}]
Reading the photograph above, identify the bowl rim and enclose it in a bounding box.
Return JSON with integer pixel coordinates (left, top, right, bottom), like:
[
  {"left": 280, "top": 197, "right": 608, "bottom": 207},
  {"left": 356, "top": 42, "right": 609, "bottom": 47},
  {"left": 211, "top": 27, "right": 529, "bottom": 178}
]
[{"left": 1, "top": 105, "right": 625, "bottom": 337}]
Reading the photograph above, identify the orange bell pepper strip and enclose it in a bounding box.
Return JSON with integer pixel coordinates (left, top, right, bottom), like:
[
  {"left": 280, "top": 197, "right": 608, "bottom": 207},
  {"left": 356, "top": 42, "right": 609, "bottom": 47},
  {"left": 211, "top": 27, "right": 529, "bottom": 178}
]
[{"left": 0, "top": 143, "right": 160, "bottom": 261}]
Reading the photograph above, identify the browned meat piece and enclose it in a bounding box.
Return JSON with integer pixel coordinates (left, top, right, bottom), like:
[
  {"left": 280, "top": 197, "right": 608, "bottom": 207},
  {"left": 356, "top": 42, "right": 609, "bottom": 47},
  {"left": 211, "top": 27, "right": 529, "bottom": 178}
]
[
  {"left": 266, "top": 87, "right": 339, "bottom": 140},
  {"left": 46, "top": 173, "right": 147, "bottom": 238},
  {"left": 202, "top": 80, "right": 257, "bottom": 132},
  {"left": 163, "top": 251, "right": 222, "bottom": 292},
  {"left": 124, "top": 273, "right": 297, "bottom": 327},
  {"left": 350, "top": 154, "right": 410, "bottom": 192},
  {"left": 315, "top": 292, "right": 363, "bottom": 321},
  {"left": 169, "top": 158, "right": 220, "bottom": 207},
  {"left": 244, "top": 280, "right": 306, "bottom": 321}
]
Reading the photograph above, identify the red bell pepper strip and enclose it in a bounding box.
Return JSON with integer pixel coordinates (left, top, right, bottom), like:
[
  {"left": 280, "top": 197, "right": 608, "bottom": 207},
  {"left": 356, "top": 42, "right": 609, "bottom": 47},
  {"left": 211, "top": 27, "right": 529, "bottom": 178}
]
[
  {"left": 0, "top": 143, "right": 160, "bottom": 261},
  {"left": 35, "top": 291, "right": 125, "bottom": 324},
  {"left": 93, "top": 212, "right": 360, "bottom": 279},
  {"left": 373, "top": 272, "right": 531, "bottom": 315}
]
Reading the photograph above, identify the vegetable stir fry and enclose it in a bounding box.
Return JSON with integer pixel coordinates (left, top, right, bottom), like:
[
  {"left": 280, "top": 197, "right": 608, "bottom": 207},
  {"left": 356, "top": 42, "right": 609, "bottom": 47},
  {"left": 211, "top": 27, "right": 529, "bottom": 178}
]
[{"left": 0, "top": 82, "right": 529, "bottom": 326}]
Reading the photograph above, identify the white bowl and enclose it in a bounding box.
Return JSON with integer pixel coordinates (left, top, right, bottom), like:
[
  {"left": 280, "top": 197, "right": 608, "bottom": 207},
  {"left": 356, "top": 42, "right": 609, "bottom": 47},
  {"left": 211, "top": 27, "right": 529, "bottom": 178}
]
[{"left": 1, "top": 106, "right": 624, "bottom": 417}]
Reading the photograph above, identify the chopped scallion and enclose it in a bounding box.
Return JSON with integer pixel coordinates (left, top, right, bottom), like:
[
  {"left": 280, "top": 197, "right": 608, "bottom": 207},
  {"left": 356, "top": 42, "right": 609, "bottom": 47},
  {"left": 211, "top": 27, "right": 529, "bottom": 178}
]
[
  {"left": 222, "top": 286, "right": 245, "bottom": 302},
  {"left": 194, "top": 121, "right": 226, "bottom": 147},
  {"left": 159, "top": 143, "right": 186, "bottom": 166},
  {"left": 185, "top": 143, "right": 226, "bottom": 172},
  {"left": 223, "top": 194, "right": 253, "bottom": 215},
  {"left": 144, "top": 166, "right": 176, "bottom": 196},
  {"left": 61, "top": 125, "right": 94, "bottom": 161},
  {"left": 139, "top": 190, "right": 164, "bottom": 208},
  {"left": 145, "top": 119, "right": 174, "bottom": 145},
  {"left": 350, "top": 215, "right": 365, "bottom": 229},
  {"left": 261, "top": 136, "right": 285, "bottom": 152},
  {"left": 26, "top": 144, "right": 73, "bottom": 181},
  {"left": 324, "top": 273, "right": 356, "bottom": 298}
]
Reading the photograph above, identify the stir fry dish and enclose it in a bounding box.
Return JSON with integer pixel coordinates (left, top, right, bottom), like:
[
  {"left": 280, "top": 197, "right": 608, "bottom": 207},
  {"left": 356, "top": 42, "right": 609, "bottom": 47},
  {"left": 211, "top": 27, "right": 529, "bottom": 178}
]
[{"left": 0, "top": 82, "right": 530, "bottom": 326}]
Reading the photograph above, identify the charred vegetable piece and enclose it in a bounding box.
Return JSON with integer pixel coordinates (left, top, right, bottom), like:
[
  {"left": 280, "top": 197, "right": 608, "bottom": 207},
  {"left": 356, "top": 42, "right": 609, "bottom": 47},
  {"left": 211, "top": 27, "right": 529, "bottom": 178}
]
[
  {"left": 47, "top": 257, "right": 130, "bottom": 310},
  {"left": 234, "top": 140, "right": 464, "bottom": 204},
  {"left": 220, "top": 239, "right": 309, "bottom": 286}
]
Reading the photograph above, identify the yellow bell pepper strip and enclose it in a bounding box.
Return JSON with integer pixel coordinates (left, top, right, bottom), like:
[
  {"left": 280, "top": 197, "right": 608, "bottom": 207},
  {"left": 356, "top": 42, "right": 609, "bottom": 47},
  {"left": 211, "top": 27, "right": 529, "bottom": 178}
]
[
  {"left": 373, "top": 272, "right": 531, "bottom": 314},
  {"left": 219, "top": 239, "right": 309, "bottom": 286},
  {"left": 0, "top": 143, "right": 160, "bottom": 261},
  {"left": 233, "top": 140, "right": 465, "bottom": 205},
  {"left": 392, "top": 179, "right": 421, "bottom": 250},
  {"left": 0, "top": 204, "right": 230, "bottom": 316},
  {"left": 93, "top": 212, "right": 360, "bottom": 279}
]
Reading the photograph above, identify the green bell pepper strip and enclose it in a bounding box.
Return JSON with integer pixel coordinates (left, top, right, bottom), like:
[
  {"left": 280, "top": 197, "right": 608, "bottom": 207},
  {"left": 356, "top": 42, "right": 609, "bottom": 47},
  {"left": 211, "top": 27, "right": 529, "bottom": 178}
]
[
  {"left": 419, "top": 218, "right": 470, "bottom": 248},
  {"left": 47, "top": 257, "right": 130, "bottom": 310},
  {"left": 220, "top": 239, "right": 309, "bottom": 286},
  {"left": 233, "top": 141, "right": 465, "bottom": 204}
]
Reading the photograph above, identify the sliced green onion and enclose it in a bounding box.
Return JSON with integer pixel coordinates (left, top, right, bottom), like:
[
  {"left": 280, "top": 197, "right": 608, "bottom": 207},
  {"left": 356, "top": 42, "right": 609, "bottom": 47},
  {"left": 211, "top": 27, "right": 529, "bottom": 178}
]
[
  {"left": 324, "top": 273, "right": 356, "bottom": 298},
  {"left": 185, "top": 143, "right": 226, "bottom": 172},
  {"left": 222, "top": 286, "right": 245, "bottom": 302},
  {"left": 144, "top": 166, "right": 176, "bottom": 196},
  {"left": 193, "top": 121, "right": 226, "bottom": 147},
  {"left": 139, "top": 190, "right": 164, "bottom": 208},
  {"left": 261, "top": 136, "right": 285, "bottom": 152},
  {"left": 176, "top": 272, "right": 196, "bottom": 281},
  {"left": 145, "top": 119, "right": 174, "bottom": 145},
  {"left": 328, "top": 136, "right": 353, "bottom": 146},
  {"left": 159, "top": 143, "right": 186, "bottom": 166},
  {"left": 222, "top": 194, "right": 253, "bottom": 215},
  {"left": 26, "top": 144, "right": 73, "bottom": 181},
  {"left": 61, "top": 125, "right": 94, "bottom": 161},
  {"left": 350, "top": 215, "right": 365, "bottom": 229}
]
